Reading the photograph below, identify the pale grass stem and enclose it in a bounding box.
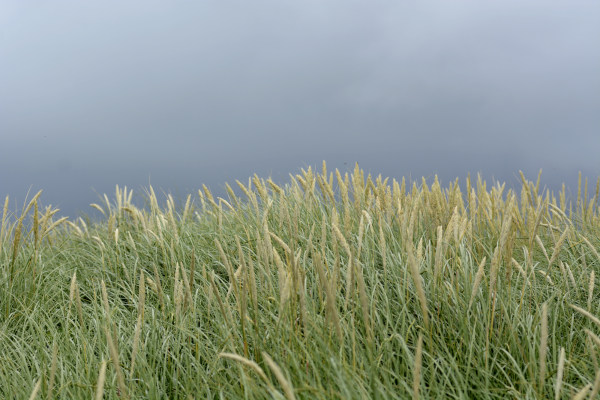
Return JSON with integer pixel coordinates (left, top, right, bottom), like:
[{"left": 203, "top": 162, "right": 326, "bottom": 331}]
[
  {"left": 0, "top": 195, "right": 9, "bottom": 246},
  {"left": 468, "top": 257, "right": 487, "bottom": 309},
  {"left": 590, "top": 369, "right": 600, "bottom": 399},
  {"left": 68, "top": 272, "right": 84, "bottom": 327},
  {"left": 356, "top": 215, "right": 365, "bottom": 260},
  {"left": 580, "top": 235, "right": 600, "bottom": 263},
  {"left": 95, "top": 359, "right": 107, "bottom": 400},
  {"left": 585, "top": 329, "right": 600, "bottom": 348},
  {"left": 548, "top": 227, "right": 569, "bottom": 269},
  {"left": 219, "top": 353, "right": 271, "bottom": 388},
  {"left": 375, "top": 218, "right": 384, "bottom": 279},
  {"left": 269, "top": 232, "right": 292, "bottom": 256},
  {"left": 413, "top": 333, "right": 423, "bottom": 400},
  {"left": 179, "top": 262, "right": 193, "bottom": 310},
  {"left": 28, "top": 378, "right": 42, "bottom": 400},
  {"left": 571, "top": 304, "right": 600, "bottom": 328},
  {"left": 535, "top": 235, "right": 550, "bottom": 261},
  {"left": 588, "top": 334, "right": 600, "bottom": 371},
  {"left": 489, "top": 200, "right": 513, "bottom": 301},
  {"left": 215, "top": 239, "right": 237, "bottom": 298},
  {"left": 511, "top": 258, "right": 527, "bottom": 280},
  {"left": 539, "top": 302, "right": 548, "bottom": 396},
  {"left": 434, "top": 225, "right": 444, "bottom": 282},
  {"left": 562, "top": 261, "right": 577, "bottom": 287},
  {"left": 313, "top": 253, "right": 342, "bottom": 341},
  {"left": 589, "top": 271, "right": 595, "bottom": 311},
  {"left": 332, "top": 223, "right": 354, "bottom": 308},
  {"left": 174, "top": 263, "right": 183, "bottom": 319},
  {"left": 407, "top": 242, "right": 430, "bottom": 332},
  {"left": 130, "top": 270, "right": 145, "bottom": 376},
  {"left": 47, "top": 341, "right": 58, "bottom": 400},
  {"left": 262, "top": 352, "right": 296, "bottom": 400},
  {"left": 100, "top": 280, "right": 111, "bottom": 320},
  {"left": 272, "top": 247, "right": 287, "bottom": 300},
  {"left": 101, "top": 281, "right": 128, "bottom": 398},
  {"left": 554, "top": 347, "right": 565, "bottom": 400},
  {"left": 209, "top": 272, "right": 234, "bottom": 335},
  {"left": 105, "top": 325, "right": 128, "bottom": 399},
  {"left": 571, "top": 384, "right": 591, "bottom": 400},
  {"left": 152, "top": 264, "right": 166, "bottom": 315}
]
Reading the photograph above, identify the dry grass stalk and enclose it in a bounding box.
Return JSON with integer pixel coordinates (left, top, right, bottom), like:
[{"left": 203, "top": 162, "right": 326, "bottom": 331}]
[
  {"left": 100, "top": 281, "right": 128, "bottom": 397},
  {"left": 0, "top": 195, "right": 10, "bottom": 246},
  {"left": 434, "top": 225, "right": 444, "bottom": 282},
  {"left": 208, "top": 272, "right": 234, "bottom": 334},
  {"left": 548, "top": 227, "right": 569, "bottom": 269},
  {"left": 68, "top": 272, "right": 84, "bottom": 327},
  {"left": 589, "top": 271, "right": 595, "bottom": 311},
  {"left": 218, "top": 197, "right": 234, "bottom": 211},
  {"left": 32, "top": 200, "right": 39, "bottom": 249},
  {"left": 47, "top": 341, "right": 58, "bottom": 400},
  {"left": 356, "top": 215, "right": 365, "bottom": 260},
  {"left": 174, "top": 264, "right": 184, "bottom": 319},
  {"left": 179, "top": 262, "right": 193, "bottom": 310},
  {"left": 314, "top": 253, "right": 342, "bottom": 340},
  {"left": 413, "top": 333, "right": 423, "bottom": 400},
  {"left": 247, "top": 256, "right": 258, "bottom": 313},
  {"left": 332, "top": 223, "right": 355, "bottom": 308},
  {"left": 571, "top": 383, "right": 591, "bottom": 400},
  {"left": 262, "top": 352, "right": 296, "bottom": 400},
  {"left": 354, "top": 259, "right": 372, "bottom": 342},
  {"left": 554, "top": 347, "right": 565, "bottom": 400},
  {"left": 588, "top": 334, "right": 600, "bottom": 371},
  {"left": 511, "top": 258, "right": 527, "bottom": 280},
  {"left": 181, "top": 194, "right": 192, "bottom": 222},
  {"left": 539, "top": 302, "right": 548, "bottom": 395},
  {"left": 94, "top": 359, "right": 108, "bottom": 400},
  {"left": 571, "top": 304, "right": 600, "bottom": 328},
  {"left": 28, "top": 378, "right": 42, "bottom": 400},
  {"left": 374, "top": 219, "right": 384, "bottom": 277},
  {"left": 215, "top": 239, "right": 237, "bottom": 298},
  {"left": 580, "top": 235, "right": 600, "bottom": 263},
  {"left": 407, "top": 242, "right": 430, "bottom": 331},
  {"left": 105, "top": 325, "right": 128, "bottom": 398},
  {"left": 130, "top": 270, "right": 146, "bottom": 376},
  {"left": 189, "top": 249, "right": 195, "bottom": 294},
  {"left": 272, "top": 247, "right": 287, "bottom": 298},
  {"left": 585, "top": 329, "right": 600, "bottom": 348},
  {"left": 269, "top": 232, "right": 292, "bottom": 256},
  {"left": 535, "top": 235, "right": 550, "bottom": 262},
  {"left": 590, "top": 369, "right": 600, "bottom": 399},
  {"left": 152, "top": 264, "right": 166, "bottom": 315},
  {"left": 468, "top": 257, "right": 487, "bottom": 309},
  {"left": 537, "top": 270, "right": 553, "bottom": 285},
  {"left": 562, "top": 262, "right": 577, "bottom": 287},
  {"left": 219, "top": 353, "right": 271, "bottom": 386},
  {"left": 101, "top": 281, "right": 111, "bottom": 320},
  {"left": 489, "top": 199, "right": 513, "bottom": 302}
]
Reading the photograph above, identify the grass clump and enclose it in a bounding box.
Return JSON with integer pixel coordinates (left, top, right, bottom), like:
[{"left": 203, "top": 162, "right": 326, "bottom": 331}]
[{"left": 1, "top": 162, "right": 600, "bottom": 399}]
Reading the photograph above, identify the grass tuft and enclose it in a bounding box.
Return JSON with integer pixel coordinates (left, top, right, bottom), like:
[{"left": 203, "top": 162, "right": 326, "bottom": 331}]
[{"left": 0, "top": 163, "right": 599, "bottom": 398}]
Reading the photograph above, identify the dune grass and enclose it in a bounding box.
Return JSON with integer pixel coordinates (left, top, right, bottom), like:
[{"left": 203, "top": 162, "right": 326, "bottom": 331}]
[{"left": 1, "top": 162, "right": 600, "bottom": 399}]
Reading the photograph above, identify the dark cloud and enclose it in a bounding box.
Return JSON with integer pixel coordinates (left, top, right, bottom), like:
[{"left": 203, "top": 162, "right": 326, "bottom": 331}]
[{"left": 1, "top": 0, "right": 599, "bottom": 216}]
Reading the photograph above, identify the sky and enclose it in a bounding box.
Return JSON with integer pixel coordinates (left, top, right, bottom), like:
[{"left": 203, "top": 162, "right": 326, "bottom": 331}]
[{"left": 1, "top": 0, "right": 599, "bottom": 217}]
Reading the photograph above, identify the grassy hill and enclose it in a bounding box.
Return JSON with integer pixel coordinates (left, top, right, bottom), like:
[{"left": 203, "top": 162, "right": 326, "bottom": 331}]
[{"left": 1, "top": 162, "right": 600, "bottom": 399}]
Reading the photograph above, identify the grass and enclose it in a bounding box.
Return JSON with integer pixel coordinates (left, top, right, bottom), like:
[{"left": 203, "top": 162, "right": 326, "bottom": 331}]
[{"left": 1, "top": 162, "right": 600, "bottom": 399}]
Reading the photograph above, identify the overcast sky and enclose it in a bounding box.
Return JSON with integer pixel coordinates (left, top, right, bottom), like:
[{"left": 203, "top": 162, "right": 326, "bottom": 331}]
[{"left": 1, "top": 0, "right": 599, "bottom": 217}]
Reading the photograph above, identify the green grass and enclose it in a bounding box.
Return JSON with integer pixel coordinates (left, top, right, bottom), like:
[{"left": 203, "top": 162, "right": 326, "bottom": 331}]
[{"left": 1, "top": 163, "right": 600, "bottom": 399}]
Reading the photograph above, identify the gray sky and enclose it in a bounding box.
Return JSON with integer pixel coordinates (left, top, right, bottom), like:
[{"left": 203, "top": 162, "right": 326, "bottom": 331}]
[{"left": 1, "top": 0, "right": 599, "bottom": 217}]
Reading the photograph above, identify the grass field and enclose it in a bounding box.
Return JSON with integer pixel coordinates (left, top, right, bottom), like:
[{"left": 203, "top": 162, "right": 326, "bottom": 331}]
[{"left": 1, "top": 162, "right": 600, "bottom": 399}]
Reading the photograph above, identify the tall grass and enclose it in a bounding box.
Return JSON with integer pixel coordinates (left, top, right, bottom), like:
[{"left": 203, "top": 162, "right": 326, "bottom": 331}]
[{"left": 1, "top": 162, "right": 600, "bottom": 399}]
